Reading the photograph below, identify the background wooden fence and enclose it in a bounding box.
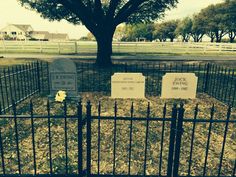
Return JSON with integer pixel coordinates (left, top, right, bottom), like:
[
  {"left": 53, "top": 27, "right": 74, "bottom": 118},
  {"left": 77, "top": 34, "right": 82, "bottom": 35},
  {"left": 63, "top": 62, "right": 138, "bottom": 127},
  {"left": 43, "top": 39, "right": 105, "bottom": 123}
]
[{"left": 0, "top": 41, "right": 236, "bottom": 55}]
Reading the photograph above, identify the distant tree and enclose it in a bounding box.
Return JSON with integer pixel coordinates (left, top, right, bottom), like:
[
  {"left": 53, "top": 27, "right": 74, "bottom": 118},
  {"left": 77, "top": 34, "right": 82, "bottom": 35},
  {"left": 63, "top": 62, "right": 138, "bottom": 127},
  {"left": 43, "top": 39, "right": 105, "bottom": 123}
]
[
  {"left": 113, "top": 25, "right": 126, "bottom": 41},
  {"left": 18, "top": 0, "right": 178, "bottom": 67},
  {"left": 133, "top": 23, "right": 154, "bottom": 41},
  {"left": 224, "top": 0, "right": 236, "bottom": 43},
  {"left": 163, "top": 20, "right": 179, "bottom": 42},
  {"left": 199, "top": 3, "right": 228, "bottom": 43},
  {"left": 190, "top": 14, "right": 206, "bottom": 42},
  {"left": 122, "top": 23, "right": 154, "bottom": 41},
  {"left": 198, "top": 5, "right": 216, "bottom": 42},
  {"left": 153, "top": 23, "right": 167, "bottom": 42},
  {"left": 175, "top": 17, "right": 192, "bottom": 42},
  {"left": 153, "top": 20, "right": 179, "bottom": 42},
  {"left": 86, "top": 32, "right": 95, "bottom": 41},
  {"left": 79, "top": 36, "right": 89, "bottom": 41}
]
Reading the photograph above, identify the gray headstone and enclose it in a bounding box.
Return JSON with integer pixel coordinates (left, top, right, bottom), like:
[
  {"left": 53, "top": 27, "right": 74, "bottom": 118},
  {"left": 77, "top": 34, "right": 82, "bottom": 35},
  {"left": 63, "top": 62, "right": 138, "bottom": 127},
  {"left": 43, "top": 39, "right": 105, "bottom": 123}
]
[{"left": 49, "top": 58, "right": 78, "bottom": 98}]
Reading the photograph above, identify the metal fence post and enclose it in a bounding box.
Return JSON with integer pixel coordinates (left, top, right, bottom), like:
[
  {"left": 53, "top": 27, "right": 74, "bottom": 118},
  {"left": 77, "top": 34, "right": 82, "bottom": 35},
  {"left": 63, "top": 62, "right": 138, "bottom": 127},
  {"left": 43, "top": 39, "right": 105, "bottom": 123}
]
[
  {"left": 0, "top": 127, "right": 5, "bottom": 175},
  {"left": 204, "top": 63, "right": 211, "bottom": 93},
  {"left": 0, "top": 102, "right": 2, "bottom": 115},
  {"left": 86, "top": 101, "right": 92, "bottom": 177},
  {"left": 12, "top": 101, "right": 21, "bottom": 175},
  {"left": 0, "top": 74, "right": 5, "bottom": 114},
  {"left": 30, "top": 100, "right": 37, "bottom": 175},
  {"left": 36, "top": 61, "right": 41, "bottom": 93},
  {"left": 173, "top": 103, "right": 185, "bottom": 177},
  {"left": 77, "top": 100, "right": 83, "bottom": 175},
  {"left": 167, "top": 104, "right": 178, "bottom": 177},
  {"left": 218, "top": 106, "right": 231, "bottom": 176},
  {"left": 45, "top": 62, "right": 50, "bottom": 94},
  {"left": 63, "top": 101, "right": 68, "bottom": 174},
  {"left": 46, "top": 99, "right": 53, "bottom": 174}
]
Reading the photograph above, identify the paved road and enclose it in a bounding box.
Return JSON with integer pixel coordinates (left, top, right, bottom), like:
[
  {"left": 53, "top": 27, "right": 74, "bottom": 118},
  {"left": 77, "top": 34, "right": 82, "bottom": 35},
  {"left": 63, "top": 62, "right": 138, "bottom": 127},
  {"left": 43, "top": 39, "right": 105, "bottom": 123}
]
[{"left": 1, "top": 53, "right": 236, "bottom": 62}]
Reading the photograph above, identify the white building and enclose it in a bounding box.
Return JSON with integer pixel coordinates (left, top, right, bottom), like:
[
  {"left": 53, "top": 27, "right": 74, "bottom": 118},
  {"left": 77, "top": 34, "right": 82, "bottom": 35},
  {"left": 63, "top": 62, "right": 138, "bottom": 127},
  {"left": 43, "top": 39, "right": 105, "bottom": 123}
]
[
  {"left": 0, "top": 24, "right": 33, "bottom": 40},
  {"left": 46, "top": 33, "right": 69, "bottom": 41},
  {"left": 0, "top": 24, "right": 69, "bottom": 41},
  {"left": 31, "top": 31, "right": 49, "bottom": 41}
]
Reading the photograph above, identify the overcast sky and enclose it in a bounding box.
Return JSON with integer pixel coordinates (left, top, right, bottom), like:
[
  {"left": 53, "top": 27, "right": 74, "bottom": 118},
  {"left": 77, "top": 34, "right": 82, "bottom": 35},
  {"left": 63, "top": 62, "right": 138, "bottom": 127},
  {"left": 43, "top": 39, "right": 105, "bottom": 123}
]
[{"left": 0, "top": 0, "right": 224, "bottom": 39}]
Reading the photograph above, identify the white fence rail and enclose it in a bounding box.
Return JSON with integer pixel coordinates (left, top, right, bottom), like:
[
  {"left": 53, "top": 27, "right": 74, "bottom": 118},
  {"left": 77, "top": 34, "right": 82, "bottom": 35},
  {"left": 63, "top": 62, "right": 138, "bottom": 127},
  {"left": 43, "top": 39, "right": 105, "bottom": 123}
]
[{"left": 0, "top": 40, "right": 235, "bottom": 55}]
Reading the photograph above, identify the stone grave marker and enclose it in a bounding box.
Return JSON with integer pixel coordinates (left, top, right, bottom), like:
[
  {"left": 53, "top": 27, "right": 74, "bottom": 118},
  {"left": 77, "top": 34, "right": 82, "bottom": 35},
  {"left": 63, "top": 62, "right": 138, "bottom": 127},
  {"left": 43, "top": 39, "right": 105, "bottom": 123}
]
[
  {"left": 111, "top": 73, "right": 145, "bottom": 99},
  {"left": 161, "top": 73, "right": 198, "bottom": 99},
  {"left": 49, "top": 58, "right": 79, "bottom": 99}
]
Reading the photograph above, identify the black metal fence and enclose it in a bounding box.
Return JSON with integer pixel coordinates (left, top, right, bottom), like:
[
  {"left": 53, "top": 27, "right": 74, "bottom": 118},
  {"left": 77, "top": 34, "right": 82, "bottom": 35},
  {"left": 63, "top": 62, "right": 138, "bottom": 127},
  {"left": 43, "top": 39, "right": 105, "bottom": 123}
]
[
  {"left": 0, "top": 100, "right": 235, "bottom": 177},
  {"left": 75, "top": 62, "right": 235, "bottom": 107},
  {"left": 204, "top": 64, "right": 236, "bottom": 107},
  {"left": 0, "top": 60, "right": 235, "bottom": 176},
  {"left": 0, "top": 61, "right": 235, "bottom": 111},
  {"left": 0, "top": 61, "right": 48, "bottom": 113},
  {"left": 76, "top": 62, "right": 206, "bottom": 94}
]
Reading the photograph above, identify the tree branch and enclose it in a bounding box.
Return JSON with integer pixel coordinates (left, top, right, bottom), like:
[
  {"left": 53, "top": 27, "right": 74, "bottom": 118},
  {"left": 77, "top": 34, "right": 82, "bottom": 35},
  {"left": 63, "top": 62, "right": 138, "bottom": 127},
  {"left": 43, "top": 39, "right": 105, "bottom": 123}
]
[
  {"left": 114, "top": 0, "right": 147, "bottom": 25},
  {"left": 95, "top": 0, "right": 102, "bottom": 10},
  {"left": 106, "top": 0, "right": 121, "bottom": 20},
  {"left": 94, "top": 0, "right": 105, "bottom": 24},
  {"left": 57, "top": 0, "right": 98, "bottom": 35}
]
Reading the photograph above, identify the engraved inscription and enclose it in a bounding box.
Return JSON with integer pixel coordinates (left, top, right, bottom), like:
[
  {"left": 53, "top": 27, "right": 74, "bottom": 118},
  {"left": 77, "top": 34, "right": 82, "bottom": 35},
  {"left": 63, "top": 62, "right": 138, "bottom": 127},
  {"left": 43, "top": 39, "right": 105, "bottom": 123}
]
[
  {"left": 51, "top": 73, "right": 76, "bottom": 91},
  {"left": 111, "top": 73, "right": 145, "bottom": 99},
  {"left": 161, "top": 73, "right": 198, "bottom": 99},
  {"left": 171, "top": 77, "right": 188, "bottom": 91}
]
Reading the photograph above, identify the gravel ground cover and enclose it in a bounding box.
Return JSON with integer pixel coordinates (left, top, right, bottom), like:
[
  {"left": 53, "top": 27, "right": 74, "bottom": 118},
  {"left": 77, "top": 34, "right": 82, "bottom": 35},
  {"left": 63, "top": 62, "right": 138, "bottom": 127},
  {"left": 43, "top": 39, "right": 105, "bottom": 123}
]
[{"left": 0, "top": 92, "right": 235, "bottom": 176}]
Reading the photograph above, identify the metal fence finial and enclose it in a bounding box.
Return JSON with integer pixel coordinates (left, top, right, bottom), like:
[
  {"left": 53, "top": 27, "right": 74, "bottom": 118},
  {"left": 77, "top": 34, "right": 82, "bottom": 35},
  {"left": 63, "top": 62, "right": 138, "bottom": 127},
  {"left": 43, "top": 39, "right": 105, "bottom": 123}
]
[
  {"left": 163, "top": 103, "right": 167, "bottom": 116},
  {"left": 98, "top": 101, "right": 101, "bottom": 115},
  {"left": 147, "top": 102, "right": 150, "bottom": 117},
  {"left": 131, "top": 102, "right": 134, "bottom": 116},
  {"left": 114, "top": 101, "right": 117, "bottom": 116}
]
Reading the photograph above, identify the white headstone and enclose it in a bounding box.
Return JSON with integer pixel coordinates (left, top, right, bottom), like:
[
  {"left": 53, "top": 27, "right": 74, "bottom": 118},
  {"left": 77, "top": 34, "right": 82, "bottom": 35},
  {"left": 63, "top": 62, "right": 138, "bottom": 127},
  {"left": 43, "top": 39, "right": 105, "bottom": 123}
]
[
  {"left": 49, "top": 58, "right": 78, "bottom": 98},
  {"left": 161, "top": 73, "right": 198, "bottom": 99},
  {"left": 111, "top": 73, "right": 145, "bottom": 99}
]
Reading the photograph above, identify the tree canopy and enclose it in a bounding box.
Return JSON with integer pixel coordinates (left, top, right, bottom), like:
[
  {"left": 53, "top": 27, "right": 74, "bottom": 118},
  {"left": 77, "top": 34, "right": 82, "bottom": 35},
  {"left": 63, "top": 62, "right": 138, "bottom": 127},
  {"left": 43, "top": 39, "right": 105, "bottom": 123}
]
[
  {"left": 223, "top": 0, "right": 236, "bottom": 42},
  {"left": 18, "top": 0, "right": 178, "bottom": 66},
  {"left": 121, "top": 23, "right": 154, "bottom": 41},
  {"left": 175, "top": 17, "right": 192, "bottom": 42},
  {"left": 197, "top": 0, "right": 236, "bottom": 42}
]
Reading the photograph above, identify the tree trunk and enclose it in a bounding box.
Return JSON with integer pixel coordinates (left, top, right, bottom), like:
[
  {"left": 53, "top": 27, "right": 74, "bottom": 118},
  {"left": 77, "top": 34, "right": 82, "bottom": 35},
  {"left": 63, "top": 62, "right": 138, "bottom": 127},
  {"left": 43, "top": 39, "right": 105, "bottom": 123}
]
[
  {"left": 185, "top": 35, "right": 190, "bottom": 42},
  {"left": 216, "top": 37, "right": 221, "bottom": 43},
  {"left": 210, "top": 37, "right": 214, "bottom": 43},
  {"left": 229, "top": 31, "right": 235, "bottom": 43},
  {"left": 229, "top": 37, "right": 235, "bottom": 43},
  {"left": 207, "top": 32, "right": 215, "bottom": 43},
  {"left": 95, "top": 28, "right": 115, "bottom": 67},
  {"left": 215, "top": 31, "right": 221, "bottom": 43}
]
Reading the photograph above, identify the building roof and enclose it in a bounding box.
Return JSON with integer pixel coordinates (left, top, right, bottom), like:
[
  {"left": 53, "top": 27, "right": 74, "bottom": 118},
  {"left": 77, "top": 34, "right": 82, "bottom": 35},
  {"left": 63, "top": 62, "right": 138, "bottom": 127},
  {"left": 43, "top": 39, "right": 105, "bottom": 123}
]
[
  {"left": 47, "top": 33, "right": 69, "bottom": 40},
  {"left": 0, "top": 24, "right": 69, "bottom": 40},
  {"left": 12, "top": 24, "right": 33, "bottom": 32},
  {"left": 31, "top": 31, "right": 49, "bottom": 35}
]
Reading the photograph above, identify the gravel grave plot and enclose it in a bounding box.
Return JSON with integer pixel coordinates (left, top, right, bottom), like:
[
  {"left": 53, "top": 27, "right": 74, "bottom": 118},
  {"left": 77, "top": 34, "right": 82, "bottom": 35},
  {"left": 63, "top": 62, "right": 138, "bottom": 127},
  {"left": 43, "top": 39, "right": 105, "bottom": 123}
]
[{"left": 0, "top": 92, "right": 235, "bottom": 176}]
